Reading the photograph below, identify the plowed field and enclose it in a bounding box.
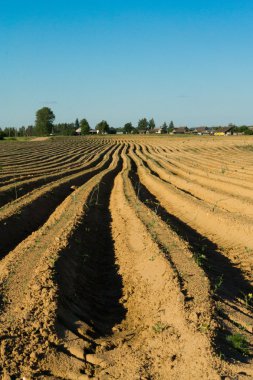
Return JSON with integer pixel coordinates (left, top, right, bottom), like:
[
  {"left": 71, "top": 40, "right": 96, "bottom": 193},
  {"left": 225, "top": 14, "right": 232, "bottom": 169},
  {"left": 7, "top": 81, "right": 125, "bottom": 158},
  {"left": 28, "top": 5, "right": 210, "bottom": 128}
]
[{"left": 0, "top": 135, "right": 252, "bottom": 379}]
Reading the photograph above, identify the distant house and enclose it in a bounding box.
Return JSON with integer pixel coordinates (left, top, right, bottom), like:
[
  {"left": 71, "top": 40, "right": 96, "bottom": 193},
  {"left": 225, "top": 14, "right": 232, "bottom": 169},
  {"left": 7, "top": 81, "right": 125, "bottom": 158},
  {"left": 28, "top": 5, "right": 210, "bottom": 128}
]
[
  {"left": 172, "top": 127, "right": 189, "bottom": 134},
  {"left": 75, "top": 128, "right": 98, "bottom": 135},
  {"left": 147, "top": 128, "right": 166, "bottom": 134},
  {"left": 214, "top": 126, "right": 234, "bottom": 136},
  {"left": 192, "top": 127, "right": 210, "bottom": 135},
  {"left": 89, "top": 129, "right": 98, "bottom": 134},
  {"left": 138, "top": 129, "right": 147, "bottom": 134}
]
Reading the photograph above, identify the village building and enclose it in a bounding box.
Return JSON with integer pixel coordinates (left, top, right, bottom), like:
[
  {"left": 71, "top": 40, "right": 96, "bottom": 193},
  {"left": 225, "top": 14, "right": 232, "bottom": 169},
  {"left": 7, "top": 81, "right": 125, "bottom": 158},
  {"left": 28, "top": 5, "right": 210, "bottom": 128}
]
[
  {"left": 192, "top": 127, "right": 210, "bottom": 135},
  {"left": 75, "top": 128, "right": 98, "bottom": 135},
  {"left": 214, "top": 126, "right": 234, "bottom": 136},
  {"left": 89, "top": 129, "right": 98, "bottom": 134},
  {"left": 172, "top": 127, "right": 189, "bottom": 134},
  {"left": 146, "top": 128, "right": 166, "bottom": 134}
]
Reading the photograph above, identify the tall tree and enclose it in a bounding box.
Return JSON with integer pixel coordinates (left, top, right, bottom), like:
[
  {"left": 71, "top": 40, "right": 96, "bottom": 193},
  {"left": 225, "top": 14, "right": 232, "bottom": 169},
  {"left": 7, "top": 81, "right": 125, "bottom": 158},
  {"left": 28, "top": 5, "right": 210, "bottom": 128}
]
[
  {"left": 161, "top": 122, "right": 168, "bottom": 132},
  {"left": 123, "top": 122, "right": 134, "bottom": 134},
  {"left": 26, "top": 125, "right": 35, "bottom": 136},
  {"left": 75, "top": 118, "right": 80, "bottom": 129},
  {"left": 95, "top": 120, "right": 110, "bottom": 134},
  {"left": 148, "top": 118, "right": 156, "bottom": 130},
  {"left": 80, "top": 118, "right": 90, "bottom": 135},
  {"left": 54, "top": 123, "right": 75, "bottom": 135},
  {"left": 18, "top": 126, "right": 26, "bottom": 136},
  {"left": 168, "top": 121, "right": 174, "bottom": 131},
  {"left": 35, "top": 107, "right": 55, "bottom": 135},
  {"left": 137, "top": 118, "right": 148, "bottom": 131},
  {"left": 109, "top": 127, "right": 116, "bottom": 134}
]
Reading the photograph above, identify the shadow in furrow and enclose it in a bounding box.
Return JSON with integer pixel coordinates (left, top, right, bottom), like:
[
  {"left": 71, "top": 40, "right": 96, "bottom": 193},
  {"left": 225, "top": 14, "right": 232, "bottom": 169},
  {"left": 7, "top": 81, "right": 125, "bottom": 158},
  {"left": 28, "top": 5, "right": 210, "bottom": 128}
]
[
  {"left": 0, "top": 146, "right": 118, "bottom": 258},
  {"left": 55, "top": 153, "right": 126, "bottom": 343},
  {"left": 128, "top": 156, "right": 253, "bottom": 362}
]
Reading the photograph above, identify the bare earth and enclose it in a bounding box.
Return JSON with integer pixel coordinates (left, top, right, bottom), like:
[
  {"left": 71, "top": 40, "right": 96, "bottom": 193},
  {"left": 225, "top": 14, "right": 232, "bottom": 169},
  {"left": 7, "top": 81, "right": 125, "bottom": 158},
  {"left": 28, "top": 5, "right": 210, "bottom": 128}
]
[
  {"left": 0, "top": 135, "right": 252, "bottom": 379},
  {"left": 31, "top": 137, "right": 51, "bottom": 141}
]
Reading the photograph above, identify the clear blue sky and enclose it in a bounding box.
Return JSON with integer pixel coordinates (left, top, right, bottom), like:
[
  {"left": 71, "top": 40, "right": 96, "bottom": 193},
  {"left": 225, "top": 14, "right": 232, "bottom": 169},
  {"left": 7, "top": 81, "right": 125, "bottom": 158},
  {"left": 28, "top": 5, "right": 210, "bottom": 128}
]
[{"left": 1, "top": 0, "right": 253, "bottom": 128}]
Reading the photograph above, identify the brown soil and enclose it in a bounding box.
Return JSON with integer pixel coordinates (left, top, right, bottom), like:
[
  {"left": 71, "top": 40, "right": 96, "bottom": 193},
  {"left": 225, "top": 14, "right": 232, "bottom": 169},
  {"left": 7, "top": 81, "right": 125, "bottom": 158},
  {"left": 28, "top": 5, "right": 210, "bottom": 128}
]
[
  {"left": 0, "top": 136, "right": 252, "bottom": 379},
  {"left": 31, "top": 137, "right": 51, "bottom": 141}
]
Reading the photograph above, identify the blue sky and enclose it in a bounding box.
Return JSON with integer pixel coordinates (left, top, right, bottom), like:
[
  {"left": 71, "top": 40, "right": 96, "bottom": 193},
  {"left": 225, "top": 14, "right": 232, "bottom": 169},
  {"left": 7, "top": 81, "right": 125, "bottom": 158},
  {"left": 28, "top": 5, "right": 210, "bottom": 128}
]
[{"left": 1, "top": 0, "right": 253, "bottom": 128}]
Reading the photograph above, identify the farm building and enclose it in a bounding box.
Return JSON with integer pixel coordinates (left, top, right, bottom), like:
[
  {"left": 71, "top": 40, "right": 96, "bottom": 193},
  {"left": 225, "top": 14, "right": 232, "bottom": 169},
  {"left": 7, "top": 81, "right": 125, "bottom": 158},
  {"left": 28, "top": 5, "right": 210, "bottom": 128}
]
[
  {"left": 172, "top": 127, "right": 189, "bottom": 134},
  {"left": 75, "top": 128, "right": 98, "bottom": 135},
  {"left": 146, "top": 128, "right": 166, "bottom": 134},
  {"left": 192, "top": 127, "right": 210, "bottom": 135},
  {"left": 214, "top": 126, "right": 234, "bottom": 136},
  {"left": 89, "top": 129, "right": 98, "bottom": 134}
]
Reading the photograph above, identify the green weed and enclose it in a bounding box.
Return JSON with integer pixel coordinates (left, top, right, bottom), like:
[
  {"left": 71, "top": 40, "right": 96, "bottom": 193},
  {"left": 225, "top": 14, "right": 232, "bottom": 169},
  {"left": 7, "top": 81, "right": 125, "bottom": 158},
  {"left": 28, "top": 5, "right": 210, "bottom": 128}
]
[
  {"left": 152, "top": 322, "right": 168, "bottom": 333},
  {"left": 199, "top": 323, "right": 210, "bottom": 333},
  {"left": 243, "top": 292, "right": 253, "bottom": 308},
  {"left": 194, "top": 253, "right": 206, "bottom": 267},
  {"left": 213, "top": 275, "right": 223, "bottom": 295},
  {"left": 226, "top": 334, "right": 250, "bottom": 355}
]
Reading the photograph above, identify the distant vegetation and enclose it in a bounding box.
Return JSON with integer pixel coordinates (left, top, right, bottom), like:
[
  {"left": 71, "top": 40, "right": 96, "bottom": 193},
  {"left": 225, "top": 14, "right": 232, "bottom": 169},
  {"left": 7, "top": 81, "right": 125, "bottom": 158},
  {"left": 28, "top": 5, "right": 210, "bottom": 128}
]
[{"left": 1, "top": 107, "right": 253, "bottom": 138}]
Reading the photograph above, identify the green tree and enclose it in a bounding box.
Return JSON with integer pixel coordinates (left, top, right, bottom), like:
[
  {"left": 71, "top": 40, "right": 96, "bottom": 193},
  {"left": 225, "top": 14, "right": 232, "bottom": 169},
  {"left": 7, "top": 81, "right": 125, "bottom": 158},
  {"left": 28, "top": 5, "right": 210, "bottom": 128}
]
[
  {"left": 54, "top": 123, "right": 75, "bottom": 136},
  {"left": 123, "top": 122, "right": 134, "bottom": 134},
  {"left": 168, "top": 121, "right": 174, "bottom": 131},
  {"left": 95, "top": 120, "right": 110, "bottom": 134},
  {"left": 161, "top": 122, "right": 168, "bottom": 133},
  {"left": 0, "top": 128, "right": 6, "bottom": 140},
  {"left": 244, "top": 128, "right": 253, "bottom": 135},
  {"left": 137, "top": 118, "right": 148, "bottom": 131},
  {"left": 109, "top": 127, "right": 116, "bottom": 134},
  {"left": 80, "top": 118, "right": 90, "bottom": 135},
  {"left": 35, "top": 107, "right": 55, "bottom": 136},
  {"left": 75, "top": 118, "right": 80, "bottom": 129},
  {"left": 26, "top": 125, "right": 35, "bottom": 136},
  {"left": 18, "top": 126, "right": 26, "bottom": 137},
  {"left": 4, "top": 127, "right": 16, "bottom": 137},
  {"left": 148, "top": 118, "right": 156, "bottom": 130}
]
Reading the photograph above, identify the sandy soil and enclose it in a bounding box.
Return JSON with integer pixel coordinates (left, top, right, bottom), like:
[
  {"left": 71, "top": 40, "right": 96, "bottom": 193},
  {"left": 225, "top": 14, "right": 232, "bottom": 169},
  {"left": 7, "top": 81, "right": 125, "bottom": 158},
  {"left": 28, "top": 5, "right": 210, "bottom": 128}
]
[
  {"left": 31, "top": 137, "right": 51, "bottom": 141},
  {"left": 0, "top": 135, "right": 252, "bottom": 379}
]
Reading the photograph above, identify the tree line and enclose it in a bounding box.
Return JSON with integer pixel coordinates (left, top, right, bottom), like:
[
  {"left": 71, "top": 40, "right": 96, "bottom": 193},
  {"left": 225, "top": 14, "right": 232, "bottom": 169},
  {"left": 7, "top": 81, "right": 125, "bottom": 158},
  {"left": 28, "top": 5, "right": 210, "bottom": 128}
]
[
  {"left": 0, "top": 107, "right": 175, "bottom": 138},
  {"left": 1, "top": 107, "right": 253, "bottom": 139}
]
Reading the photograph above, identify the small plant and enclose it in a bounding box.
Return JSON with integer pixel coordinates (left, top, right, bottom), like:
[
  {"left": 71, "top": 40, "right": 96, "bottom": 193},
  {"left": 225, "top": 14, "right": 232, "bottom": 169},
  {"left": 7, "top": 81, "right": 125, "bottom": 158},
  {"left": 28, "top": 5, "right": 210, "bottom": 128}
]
[
  {"left": 244, "top": 293, "right": 253, "bottom": 308},
  {"left": 136, "top": 181, "right": 141, "bottom": 198},
  {"left": 152, "top": 322, "right": 168, "bottom": 333},
  {"left": 144, "top": 199, "right": 160, "bottom": 214},
  {"left": 89, "top": 183, "right": 101, "bottom": 206},
  {"left": 216, "top": 301, "right": 222, "bottom": 311},
  {"left": 151, "top": 231, "right": 158, "bottom": 240},
  {"left": 147, "top": 220, "right": 156, "bottom": 228},
  {"left": 71, "top": 191, "right": 77, "bottom": 204},
  {"left": 217, "top": 352, "right": 225, "bottom": 360},
  {"left": 194, "top": 253, "right": 206, "bottom": 267},
  {"left": 213, "top": 275, "right": 223, "bottom": 295},
  {"left": 149, "top": 256, "right": 155, "bottom": 261},
  {"left": 199, "top": 323, "right": 210, "bottom": 333},
  {"left": 226, "top": 334, "right": 250, "bottom": 355},
  {"left": 244, "top": 246, "right": 252, "bottom": 254}
]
